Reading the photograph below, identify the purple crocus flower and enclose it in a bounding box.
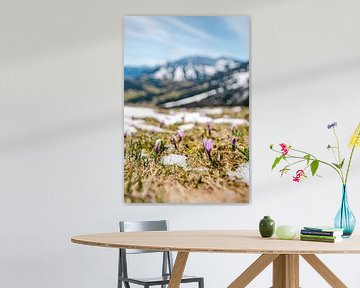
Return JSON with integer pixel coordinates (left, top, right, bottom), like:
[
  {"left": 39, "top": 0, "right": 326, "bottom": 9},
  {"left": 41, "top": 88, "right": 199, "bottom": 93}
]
[
  {"left": 170, "top": 136, "right": 177, "bottom": 149},
  {"left": 177, "top": 130, "right": 184, "bottom": 142},
  {"left": 231, "top": 137, "right": 236, "bottom": 150},
  {"left": 202, "top": 138, "right": 213, "bottom": 157},
  {"left": 154, "top": 139, "right": 162, "bottom": 154},
  {"left": 327, "top": 122, "right": 337, "bottom": 129}
]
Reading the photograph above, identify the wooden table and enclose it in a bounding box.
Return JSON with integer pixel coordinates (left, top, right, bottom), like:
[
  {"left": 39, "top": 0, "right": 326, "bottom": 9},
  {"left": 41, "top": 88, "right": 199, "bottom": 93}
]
[{"left": 71, "top": 230, "right": 360, "bottom": 288}]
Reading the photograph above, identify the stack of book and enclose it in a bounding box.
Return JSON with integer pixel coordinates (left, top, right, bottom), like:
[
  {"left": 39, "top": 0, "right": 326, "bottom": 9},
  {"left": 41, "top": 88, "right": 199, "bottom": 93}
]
[{"left": 300, "top": 226, "right": 344, "bottom": 243}]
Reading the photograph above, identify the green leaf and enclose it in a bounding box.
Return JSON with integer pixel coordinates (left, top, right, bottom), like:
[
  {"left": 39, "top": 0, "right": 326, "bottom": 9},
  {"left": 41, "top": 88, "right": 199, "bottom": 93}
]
[
  {"left": 310, "top": 160, "right": 319, "bottom": 176},
  {"left": 271, "top": 156, "right": 282, "bottom": 170},
  {"left": 332, "top": 162, "right": 340, "bottom": 169},
  {"left": 339, "top": 158, "right": 345, "bottom": 169},
  {"left": 304, "top": 154, "right": 311, "bottom": 164},
  {"left": 332, "top": 159, "right": 345, "bottom": 169}
]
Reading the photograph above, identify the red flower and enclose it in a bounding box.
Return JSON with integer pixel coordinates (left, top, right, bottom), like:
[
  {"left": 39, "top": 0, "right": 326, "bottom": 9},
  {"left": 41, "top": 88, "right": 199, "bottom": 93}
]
[
  {"left": 279, "top": 143, "right": 289, "bottom": 155},
  {"left": 293, "top": 170, "right": 305, "bottom": 182}
]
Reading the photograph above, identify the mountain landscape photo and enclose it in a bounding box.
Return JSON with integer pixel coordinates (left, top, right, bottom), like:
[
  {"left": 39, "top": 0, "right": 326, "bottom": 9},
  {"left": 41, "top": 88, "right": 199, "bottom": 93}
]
[
  {"left": 124, "top": 55, "right": 249, "bottom": 108},
  {"left": 124, "top": 16, "right": 250, "bottom": 203}
]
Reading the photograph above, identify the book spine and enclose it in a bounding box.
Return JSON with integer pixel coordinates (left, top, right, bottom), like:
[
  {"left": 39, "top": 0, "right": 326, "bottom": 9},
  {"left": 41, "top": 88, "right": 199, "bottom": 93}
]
[
  {"left": 300, "top": 237, "right": 337, "bottom": 243},
  {"left": 301, "top": 230, "right": 336, "bottom": 236},
  {"left": 300, "top": 234, "right": 337, "bottom": 240}
]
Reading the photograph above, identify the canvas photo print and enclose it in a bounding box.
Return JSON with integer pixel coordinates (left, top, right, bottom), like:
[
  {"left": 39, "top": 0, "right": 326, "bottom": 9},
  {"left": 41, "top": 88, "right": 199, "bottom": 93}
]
[{"left": 124, "top": 16, "right": 250, "bottom": 203}]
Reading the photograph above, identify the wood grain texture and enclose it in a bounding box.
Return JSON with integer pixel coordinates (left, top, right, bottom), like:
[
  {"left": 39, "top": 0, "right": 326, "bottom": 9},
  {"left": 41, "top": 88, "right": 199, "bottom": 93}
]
[
  {"left": 287, "top": 255, "right": 299, "bottom": 288},
  {"left": 168, "top": 252, "right": 189, "bottom": 288},
  {"left": 272, "top": 254, "right": 299, "bottom": 288},
  {"left": 228, "top": 254, "right": 279, "bottom": 288},
  {"left": 273, "top": 254, "right": 286, "bottom": 288},
  {"left": 301, "top": 254, "right": 347, "bottom": 288},
  {"left": 71, "top": 230, "right": 360, "bottom": 254}
]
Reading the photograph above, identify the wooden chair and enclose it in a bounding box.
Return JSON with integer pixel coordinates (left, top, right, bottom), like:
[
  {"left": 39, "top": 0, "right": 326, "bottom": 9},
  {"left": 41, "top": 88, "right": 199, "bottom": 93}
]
[{"left": 118, "top": 220, "right": 204, "bottom": 288}]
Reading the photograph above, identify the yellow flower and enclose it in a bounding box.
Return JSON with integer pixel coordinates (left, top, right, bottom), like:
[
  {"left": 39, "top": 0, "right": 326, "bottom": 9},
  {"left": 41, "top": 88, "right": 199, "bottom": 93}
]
[{"left": 349, "top": 122, "right": 360, "bottom": 147}]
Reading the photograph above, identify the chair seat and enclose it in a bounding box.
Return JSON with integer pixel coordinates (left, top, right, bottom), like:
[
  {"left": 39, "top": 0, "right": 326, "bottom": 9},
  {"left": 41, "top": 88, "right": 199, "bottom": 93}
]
[{"left": 119, "top": 275, "right": 202, "bottom": 286}]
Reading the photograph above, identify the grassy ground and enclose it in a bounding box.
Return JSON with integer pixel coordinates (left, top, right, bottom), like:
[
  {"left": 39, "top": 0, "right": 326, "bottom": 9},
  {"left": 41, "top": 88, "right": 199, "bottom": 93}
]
[{"left": 124, "top": 107, "right": 249, "bottom": 203}]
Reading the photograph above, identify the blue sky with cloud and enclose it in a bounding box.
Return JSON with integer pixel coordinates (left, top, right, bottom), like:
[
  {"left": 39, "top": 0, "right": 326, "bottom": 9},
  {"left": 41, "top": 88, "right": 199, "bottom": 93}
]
[{"left": 124, "top": 16, "right": 249, "bottom": 67}]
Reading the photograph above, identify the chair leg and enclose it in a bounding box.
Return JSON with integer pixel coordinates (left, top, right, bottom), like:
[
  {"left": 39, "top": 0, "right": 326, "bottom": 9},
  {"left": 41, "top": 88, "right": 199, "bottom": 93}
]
[{"left": 198, "top": 278, "right": 204, "bottom": 288}]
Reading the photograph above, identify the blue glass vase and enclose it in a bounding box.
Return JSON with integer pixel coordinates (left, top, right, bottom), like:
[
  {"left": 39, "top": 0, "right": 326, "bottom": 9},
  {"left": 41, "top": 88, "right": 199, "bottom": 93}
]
[{"left": 334, "top": 185, "right": 356, "bottom": 237}]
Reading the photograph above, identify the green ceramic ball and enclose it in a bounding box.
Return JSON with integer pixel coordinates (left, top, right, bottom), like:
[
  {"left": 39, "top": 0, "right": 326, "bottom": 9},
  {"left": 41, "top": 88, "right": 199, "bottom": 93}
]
[{"left": 275, "top": 225, "right": 297, "bottom": 240}]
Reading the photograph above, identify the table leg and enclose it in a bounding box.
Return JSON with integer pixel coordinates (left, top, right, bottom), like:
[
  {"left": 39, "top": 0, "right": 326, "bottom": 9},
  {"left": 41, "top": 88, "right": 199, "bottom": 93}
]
[
  {"left": 228, "top": 254, "right": 279, "bottom": 288},
  {"left": 301, "top": 254, "right": 347, "bottom": 288},
  {"left": 272, "top": 254, "right": 299, "bottom": 288},
  {"left": 168, "top": 252, "right": 189, "bottom": 288}
]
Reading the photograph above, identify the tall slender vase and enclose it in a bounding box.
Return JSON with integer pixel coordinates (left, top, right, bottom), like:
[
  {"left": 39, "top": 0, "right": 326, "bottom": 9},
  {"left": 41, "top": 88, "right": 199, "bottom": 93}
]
[{"left": 334, "top": 185, "right": 356, "bottom": 237}]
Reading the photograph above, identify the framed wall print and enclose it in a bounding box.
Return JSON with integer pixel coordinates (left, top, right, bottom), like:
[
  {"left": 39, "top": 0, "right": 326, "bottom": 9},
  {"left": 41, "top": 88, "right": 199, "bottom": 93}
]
[{"left": 124, "top": 16, "right": 250, "bottom": 203}]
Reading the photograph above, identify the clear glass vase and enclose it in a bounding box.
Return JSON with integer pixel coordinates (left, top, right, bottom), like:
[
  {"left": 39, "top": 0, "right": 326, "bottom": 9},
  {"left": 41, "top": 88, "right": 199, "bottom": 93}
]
[{"left": 334, "top": 185, "right": 356, "bottom": 237}]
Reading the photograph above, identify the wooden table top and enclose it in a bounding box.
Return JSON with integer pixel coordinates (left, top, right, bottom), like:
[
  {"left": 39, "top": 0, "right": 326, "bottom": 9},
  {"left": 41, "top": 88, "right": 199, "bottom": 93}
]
[{"left": 71, "top": 230, "right": 360, "bottom": 254}]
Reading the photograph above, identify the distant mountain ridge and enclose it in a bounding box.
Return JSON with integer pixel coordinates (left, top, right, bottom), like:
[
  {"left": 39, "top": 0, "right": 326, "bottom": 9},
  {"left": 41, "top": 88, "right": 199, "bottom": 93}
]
[
  {"left": 124, "top": 56, "right": 248, "bottom": 81},
  {"left": 124, "top": 55, "right": 249, "bottom": 108}
]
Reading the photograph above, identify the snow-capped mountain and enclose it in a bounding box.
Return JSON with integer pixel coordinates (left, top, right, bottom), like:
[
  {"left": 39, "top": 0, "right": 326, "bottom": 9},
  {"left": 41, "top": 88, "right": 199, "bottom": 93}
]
[
  {"left": 162, "top": 68, "right": 249, "bottom": 108},
  {"left": 152, "top": 56, "right": 241, "bottom": 81},
  {"left": 124, "top": 56, "right": 247, "bottom": 81},
  {"left": 124, "top": 55, "right": 250, "bottom": 107}
]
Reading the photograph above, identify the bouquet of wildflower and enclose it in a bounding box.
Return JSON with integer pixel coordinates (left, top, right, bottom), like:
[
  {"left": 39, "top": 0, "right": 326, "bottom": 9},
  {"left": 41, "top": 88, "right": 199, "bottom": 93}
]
[{"left": 270, "top": 122, "right": 360, "bottom": 185}]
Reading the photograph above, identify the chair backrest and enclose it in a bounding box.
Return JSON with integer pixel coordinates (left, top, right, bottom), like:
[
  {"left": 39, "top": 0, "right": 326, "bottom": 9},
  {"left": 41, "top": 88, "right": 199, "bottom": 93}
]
[
  {"left": 118, "top": 220, "right": 174, "bottom": 283},
  {"left": 119, "top": 220, "right": 169, "bottom": 254}
]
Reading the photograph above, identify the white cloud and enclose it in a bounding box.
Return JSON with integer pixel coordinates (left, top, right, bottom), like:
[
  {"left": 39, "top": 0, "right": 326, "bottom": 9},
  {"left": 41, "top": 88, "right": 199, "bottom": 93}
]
[
  {"left": 124, "top": 16, "right": 170, "bottom": 44},
  {"left": 162, "top": 17, "right": 214, "bottom": 41},
  {"left": 222, "top": 16, "right": 250, "bottom": 41},
  {"left": 124, "top": 16, "right": 246, "bottom": 66},
  {"left": 125, "top": 16, "right": 215, "bottom": 44}
]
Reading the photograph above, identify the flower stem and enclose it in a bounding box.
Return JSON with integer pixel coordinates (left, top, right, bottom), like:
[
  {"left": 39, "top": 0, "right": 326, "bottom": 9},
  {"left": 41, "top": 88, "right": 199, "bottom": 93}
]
[
  {"left": 291, "top": 148, "right": 317, "bottom": 159},
  {"left": 284, "top": 159, "right": 306, "bottom": 169},
  {"left": 345, "top": 130, "right": 360, "bottom": 185},
  {"left": 290, "top": 155, "right": 342, "bottom": 179},
  {"left": 332, "top": 128, "right": 345, "bottom": 182},
  {"left": 333, "top": 128, "right": 342, "bottom": 164},
  {"left": 271, "top": 147, "right": 344, "bottom": 182},
  {"left": 345, "top": 145, "right": 356, "bottom": 185}
]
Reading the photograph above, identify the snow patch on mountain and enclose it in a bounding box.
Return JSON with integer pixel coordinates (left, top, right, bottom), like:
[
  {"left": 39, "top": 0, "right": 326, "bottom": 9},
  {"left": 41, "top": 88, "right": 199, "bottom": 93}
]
[
  {"left": 153, "top": 66, "right": 172, "bottom": 79},
  {"left": 163, "top": 89, "right": 217, "bottom": 108},
  {"left": 151, "top": 56, "right": 242, "bottom": 81}
]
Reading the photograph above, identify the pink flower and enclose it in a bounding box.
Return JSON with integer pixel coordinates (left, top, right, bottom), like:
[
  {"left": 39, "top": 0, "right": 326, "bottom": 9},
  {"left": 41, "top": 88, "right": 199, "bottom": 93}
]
[
  {"left": 293, "top": 169, "right": 305, "bottom": 182},
  {"left": 279, "top": 143, "right": 289, "bottom": 155},
  {"left": 154, "top": 139, "right": 162, "bottom": 154},
  {"left": 177, "top": 130, "right": 184, "bottom": 142},
  {"left": 170, "top": 136, "right": 177, "bottom": 149},
  {"left": 203, "top": 138, "right": 213, "bottom": 157},
  {"left": 231, "top": 137, "right": 236, "bottom": 150}
]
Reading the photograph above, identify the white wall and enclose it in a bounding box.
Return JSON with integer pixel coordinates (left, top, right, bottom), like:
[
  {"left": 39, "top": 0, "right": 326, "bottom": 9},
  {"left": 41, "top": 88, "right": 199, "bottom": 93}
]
[{"left": 1, "top": 0, "right": 360, "bottom": 287}]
